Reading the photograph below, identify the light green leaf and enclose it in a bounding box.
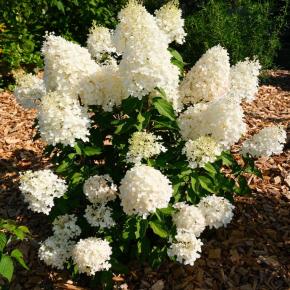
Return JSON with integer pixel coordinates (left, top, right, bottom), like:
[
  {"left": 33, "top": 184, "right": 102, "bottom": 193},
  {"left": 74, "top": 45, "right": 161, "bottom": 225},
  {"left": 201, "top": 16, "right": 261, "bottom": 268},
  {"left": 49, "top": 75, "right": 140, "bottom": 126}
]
[
  {"left": 83, "top": 146, "right": 102, "bottom": 156},
  {"left": 11, "top": 249, "right": 29, "bottom": 270},
  {"left": 149, "top": 220, "right": 169, "bottom": 238},
  {"left": 198, "top": 176, "right": 216, "bottom": 193},
  {"left": 0, "top": 255, "right": 14, "bottom": 282},
  {"left": 0, "top": 233, "right": 7, "bottom": 252},
  {"left": 153, "top": 97, "right": 176, "bottom": 121}
]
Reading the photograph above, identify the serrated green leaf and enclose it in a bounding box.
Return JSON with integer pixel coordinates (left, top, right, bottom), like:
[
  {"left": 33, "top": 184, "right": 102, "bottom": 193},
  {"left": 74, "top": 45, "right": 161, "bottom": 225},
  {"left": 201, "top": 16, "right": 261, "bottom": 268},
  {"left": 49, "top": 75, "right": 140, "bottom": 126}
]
[
  {"left": 149, "top": 220, "right": 169, "bottom": 238},
  {"left": 83, "top": 146, "right": 102, "bottom": 156},
  {"left": 11, "top": 249, "right": 29, "bottom": 270},
  {"left": 198, "top": 176, "right": 216, "bottom": 193},
  {"left": 0, "top": 255, "right": 14, "bottom": 282},
  {"left": 153, "top": 97, "right": 176, "bottom": 121}
]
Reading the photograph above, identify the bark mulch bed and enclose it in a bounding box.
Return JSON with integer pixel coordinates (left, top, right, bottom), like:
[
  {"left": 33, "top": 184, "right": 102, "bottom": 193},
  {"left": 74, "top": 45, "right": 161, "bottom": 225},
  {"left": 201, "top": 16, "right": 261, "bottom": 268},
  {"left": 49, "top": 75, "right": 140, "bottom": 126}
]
[{"left": 0, "top": 70, "right": 289, "bottom": 290}]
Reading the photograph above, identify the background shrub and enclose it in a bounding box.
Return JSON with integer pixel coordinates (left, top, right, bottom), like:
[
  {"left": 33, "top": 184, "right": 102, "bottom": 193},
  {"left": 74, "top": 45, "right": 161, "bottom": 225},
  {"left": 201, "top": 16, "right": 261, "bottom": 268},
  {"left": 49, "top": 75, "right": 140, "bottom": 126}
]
[{"left": 181, "top": 0, "right": 289, "bottom": 68}]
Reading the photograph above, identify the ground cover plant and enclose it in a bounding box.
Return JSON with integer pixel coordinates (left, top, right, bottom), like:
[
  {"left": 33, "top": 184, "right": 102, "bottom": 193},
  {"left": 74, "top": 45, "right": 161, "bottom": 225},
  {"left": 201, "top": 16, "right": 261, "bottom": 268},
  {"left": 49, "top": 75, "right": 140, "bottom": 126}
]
[{"left": 13, "top": 1, "right": 287, "bottom": 288}]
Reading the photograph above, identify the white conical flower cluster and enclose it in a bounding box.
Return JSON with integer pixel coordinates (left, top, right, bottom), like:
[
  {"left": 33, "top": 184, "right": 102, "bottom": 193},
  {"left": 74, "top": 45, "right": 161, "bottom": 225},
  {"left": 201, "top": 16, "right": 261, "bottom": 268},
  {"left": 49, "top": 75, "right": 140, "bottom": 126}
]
[{"left": 241, "top": 126, "right": 286, "bottom": 157}]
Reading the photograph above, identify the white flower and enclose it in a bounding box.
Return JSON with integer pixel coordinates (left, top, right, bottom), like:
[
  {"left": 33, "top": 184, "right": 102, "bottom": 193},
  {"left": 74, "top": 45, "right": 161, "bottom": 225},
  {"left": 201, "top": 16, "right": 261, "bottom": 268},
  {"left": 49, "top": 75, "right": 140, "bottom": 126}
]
[
  {"left": 84, "top": 204, "right": 115, "bottom": 229},
  {"left": 126, "top": 131, "right": 167, "bottom": 164},
  {"left": 179, "top": 45, "right": 230, "bottom": 105},
  {"left": 178, "top": 97, "right": 246, "bottom": 149},
  {"left": 167, "top": 230, "right": 203, "bottom": 266},
  {"left": 241, "top": 126, "right": 286, "bottom": 157},
  {"left": 112, "top": 1, "right": 181, "bottom": 110},
  {"left": 155, "top": 1, "right": 186, "bottom": 44},
  {"left": 14, "top": 73, "right": 46, "bottom": 109},
  {"left": 52, "top": 214, "right": 81, "bottom": 240},
  {"left": 172, "top": 202, "right": 206, "bottom": 237},
  {"left": 79, "top": 62, "right": 127, "bottom": 110},
  {"left": 72, "top": 237, "right": 112, "bottom": 275},
  {"left": 38, "top": 92, "right": 90, "bottom": 146},
  {"left": 119, "top": 165, "right": 173, "bottom": 217},
  {"left": 19, "top": 169, "right": 67, "bottom": 215},
  {"left": 42, "top": 33, "right": 99, "bottom": 97},
  {"left": 83, "top": 174, "right": 118, "bottom": 204},
  {"left": 230, "top": 58, "right": 261, "bottom": 102},
  {"left": 183, "top": 136, "right": 222, "bottom": 169},
  {"left": 198, "top": 195, "right": 235, "bottom": 229},
  {"left": 38, "top": 236, "right": 74, "bottom": 269},
  {"left": 87, "top": 24, "right": 116, "bottom": 61}
]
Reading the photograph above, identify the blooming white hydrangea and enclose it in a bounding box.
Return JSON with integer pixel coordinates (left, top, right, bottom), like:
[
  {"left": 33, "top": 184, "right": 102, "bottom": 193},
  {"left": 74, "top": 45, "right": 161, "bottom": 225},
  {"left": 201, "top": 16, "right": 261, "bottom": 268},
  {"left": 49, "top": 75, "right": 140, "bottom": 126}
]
[
  {"left": 19, "top": 169, "right": 67, "bottom": 215},
  {"left": 72, "top": 237, "right": 112, "bottom": 275},
  {"left": 178, "top": 97, "right": 246, "bottom": 149},
  {"left": 230, "top": 58, "right": 261, "bottom": 102},
  {"left": 79, "top": 62, "right": 126, "bottom": 111},
  {"left": 167, "top": 230, "right": 203, "bottom": 266},
  {"left": 87, "top": 24, "right": 116, "bottom": 61},
  {"left": 84, "top": 204, "right": 115, "bottom": 229},
  {"left": 154, "top": 1, "right": 186, "bottom": 44},
  {"left": 14, "top": 73, "right": 46, "bottom": 109},
  {"left": 119, "top": 165, "right": 173, "bottom": 217},
  {"left": 198, "top": 195, "right": 235, "bottom": 229},
  {"left": 113, "top": 1, "right": 181, "bottom": 110},
  {"left": 38, "top": 236, "right": 74, "bottom": 270},
  {"left": 241, "top": 126, "right": 287, "bottom": 157},
  {"left": 42, "top": 33, "right": 99, "bottom": 97},
  {"left": 183, "top": 136, "right": 222, "bottom": 168},
  {"left": 179, "top": 45, "right": 230, "bottom": 104},
  {"left": 126, "top": 131, "right": 167, "bottom": 164},
  {"left": 38, "top": 92, "right": 90, "bottom": 146},
  {"left": 83, "top": 174, "right": 118, "bottom": 204},
  {"left": 52, "top": 214, "right": 81, "bottom": 240},
  {"left": 172, "top": 202, "right": 206, "bottom": 237}
]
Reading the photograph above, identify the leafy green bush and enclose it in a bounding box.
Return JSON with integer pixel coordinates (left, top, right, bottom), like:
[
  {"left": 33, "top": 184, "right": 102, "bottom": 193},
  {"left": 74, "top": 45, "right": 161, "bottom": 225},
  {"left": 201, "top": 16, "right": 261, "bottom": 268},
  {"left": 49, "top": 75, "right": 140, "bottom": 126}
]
[
  {"left": 182, "top": 0, "right": 289, "bottom": 68},
  {"left": 0, "top": 0, "right": 126, "bottom": 71},
  {"left": 0, "top": 219, "right": 29, "bottom": 286}
]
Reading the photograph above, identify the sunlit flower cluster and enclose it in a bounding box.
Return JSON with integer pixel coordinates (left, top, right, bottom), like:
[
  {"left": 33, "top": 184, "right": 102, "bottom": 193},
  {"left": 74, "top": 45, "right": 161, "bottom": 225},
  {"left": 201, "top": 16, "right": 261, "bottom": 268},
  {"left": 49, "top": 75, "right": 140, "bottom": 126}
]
[
  {"left": 52, "top": 214, "right": 81, "bottom": 240},
  {"left": 87, "top": 24, "right": 116, "bottom": 62},
  {"left": 14, "top": 73, "right": 46, "bottom": 109},
  {"left": 241, "top": 126, "right": 286, "bottom": 157},
  {"left": 155, "top": 1, "right": 186, "bottom": 44},
  {"left": 72, "top": 237, "right": 112, "bottom": 276},
  {"left": 178, "top": 97, "right": 247, "bottom": 149},
  {"left": 19, "top": 169, "right": 67, "bottom": 215},
  {"left": 179, "top": 45, "right": 230, "bottom": 104},
  {"left": 198, "top": 195, "right": 235, "bottom": 229},
  {"left": 119, "top": 165, "right": 173, "bottom": 217},
  {"left": 183, "top": 136, "right": 222, "bottom": 168},
  {"left": 230, "top": 58, "right": 261, "bottom": 102},
  {"left": 126, "top": 131, "right": 167, "bottom": 164},
  {"left": 38, "top": 92, "right": 90, "bottom": 146}
]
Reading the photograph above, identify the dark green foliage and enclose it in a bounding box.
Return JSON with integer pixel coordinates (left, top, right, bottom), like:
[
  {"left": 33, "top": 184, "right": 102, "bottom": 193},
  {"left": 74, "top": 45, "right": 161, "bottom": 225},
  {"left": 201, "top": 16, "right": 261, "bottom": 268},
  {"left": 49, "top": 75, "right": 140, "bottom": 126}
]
[
  {"left": 0, "top": 0, "right": 126, "bottom": 71},
  {"left": 182, "top": 0, "right": 289, "bottom": 68}
]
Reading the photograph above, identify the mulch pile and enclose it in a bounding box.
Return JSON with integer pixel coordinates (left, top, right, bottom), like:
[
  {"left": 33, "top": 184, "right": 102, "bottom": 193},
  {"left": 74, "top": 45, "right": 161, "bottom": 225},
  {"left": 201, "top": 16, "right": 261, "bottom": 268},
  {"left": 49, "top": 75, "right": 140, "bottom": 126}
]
[{"left": 0, "top": 70, "right": 289, "bottom": 290}]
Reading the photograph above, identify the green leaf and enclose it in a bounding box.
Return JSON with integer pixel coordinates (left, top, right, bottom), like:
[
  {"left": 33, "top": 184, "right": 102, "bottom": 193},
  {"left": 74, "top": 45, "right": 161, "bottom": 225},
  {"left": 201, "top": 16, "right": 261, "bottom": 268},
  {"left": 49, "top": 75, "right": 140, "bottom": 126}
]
[
  {"left": 56, "top": 160, "right": 70, "bottom": 173},
  {"left": 0, "top": 255, "right": 14, "bottom": 282},
  {"left": 83, "top": 146, "right": 102, "bottom": 156},
  {"left": 10, "top": 249, "right": 29, "bottom": 270},
  {"left": 149, "top": 220, "right": 169, "bottom": 238},
  {"left": 198, "top": 176, "right": 216, "bottom": 193},
  {"left": 71, "top": 172, "right": 83, "bottom": 185},
  {"left": 157, "top": 206, "right": 175, "bottom": 216},
  {"left": 0, "top": 233, "right": 7, "bottom": 252},
  {"left": 169, "top": 48, "right": 184, "bottom": 63},
  {"left": 153, "top": 97, "right": 176, "bottom": 121},
  {"left": 203, "top": 163, "right": 217, "bottom": 175},
  {"left": 74, "top": 143, "right": 83, "bottom": 155},
  {"left": 135, "top": 219, "right": 148, "bottom": 239}
]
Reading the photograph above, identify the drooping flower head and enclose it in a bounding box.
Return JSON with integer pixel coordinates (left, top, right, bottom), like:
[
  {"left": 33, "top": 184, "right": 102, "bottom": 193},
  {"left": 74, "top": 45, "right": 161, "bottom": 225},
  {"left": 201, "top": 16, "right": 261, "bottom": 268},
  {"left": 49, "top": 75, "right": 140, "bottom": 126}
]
[{"left": 241, "top": 126, "right": 286, "bottom": 157}]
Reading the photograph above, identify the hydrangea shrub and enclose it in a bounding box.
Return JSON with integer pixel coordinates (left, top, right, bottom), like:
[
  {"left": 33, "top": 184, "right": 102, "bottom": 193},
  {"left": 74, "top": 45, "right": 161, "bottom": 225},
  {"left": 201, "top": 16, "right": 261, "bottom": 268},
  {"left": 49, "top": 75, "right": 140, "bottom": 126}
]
[{"left": 15, "top": 1, "right": 287, "bottom": 287}]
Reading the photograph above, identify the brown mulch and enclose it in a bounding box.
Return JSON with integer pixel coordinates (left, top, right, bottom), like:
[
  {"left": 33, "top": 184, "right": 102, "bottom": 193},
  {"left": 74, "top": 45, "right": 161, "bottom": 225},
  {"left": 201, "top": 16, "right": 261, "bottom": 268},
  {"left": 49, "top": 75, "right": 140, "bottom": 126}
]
[{"left": 0, "top": 70, "right": 289, "bottom": 290}]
